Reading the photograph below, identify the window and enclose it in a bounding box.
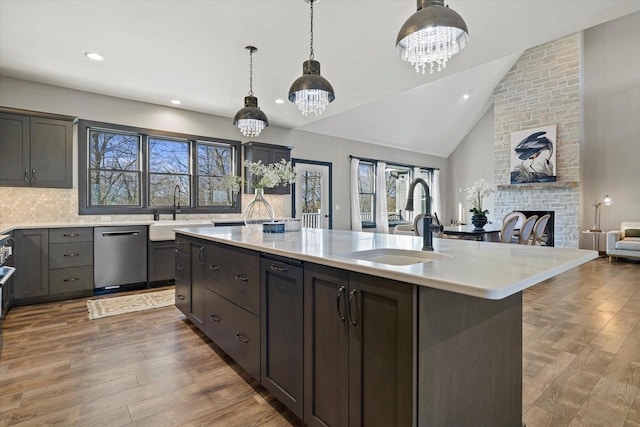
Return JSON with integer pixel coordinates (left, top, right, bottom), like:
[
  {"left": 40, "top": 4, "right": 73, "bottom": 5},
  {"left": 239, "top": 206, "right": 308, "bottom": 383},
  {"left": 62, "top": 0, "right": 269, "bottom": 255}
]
[
  {"left": 88, "top": 129, "right": 141, "bottom": 207},
  {"left": 358, "top": 162, "right": 375, "bottom": 223},
  {"left": 300, "top": 170, "right": 322, "bottom": 214},
  {"left": 78, "top": 120, "right": 241, "bottom": 215},
  {"left": 356, "top": 161, "right": 434, "bottom": 226}
]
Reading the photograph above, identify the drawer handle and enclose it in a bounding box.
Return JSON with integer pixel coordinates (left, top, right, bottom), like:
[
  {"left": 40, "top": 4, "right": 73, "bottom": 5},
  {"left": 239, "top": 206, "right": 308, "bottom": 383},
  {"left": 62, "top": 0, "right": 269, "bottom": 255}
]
[
  {"left": 63, "top": 233, "right": 80, "bottom": 237},
  {"left": 63, "top": 278, "right": 80, "bottom": 282},
  {"left": 176, "top": 240, "right": 183, "bottom": 245},
  {"left": 176, "top": 295, "right": 185, "bottom": 300},
  {"left": 208, "top": 265, "right": 221, "bottom": 271},
  {"left": 210, "top": 314, "right": 221, "bottom": 323},
  {"left": 198, "top": 246, "right": 205, "bottom": 264},
  {"left": 236, "top": 333, "right": 250, "bottom": 343},
  {"left": 24, "top": 168, "right": 29, "bottom": 181},
  {"left": 270, "top": 264, "right": 288, "bottom": 273},
  {"left": 234, "top": 274, "right": 248, "bottom": 282},
  {"left": 176, "top": 265, "right": 185, "bottom": 270},
  {"left": 63, "top": 253, "right": 80, "bottom": 257},
  {"left": 32, "top": 168, "right": 36, "bottom": 182}
]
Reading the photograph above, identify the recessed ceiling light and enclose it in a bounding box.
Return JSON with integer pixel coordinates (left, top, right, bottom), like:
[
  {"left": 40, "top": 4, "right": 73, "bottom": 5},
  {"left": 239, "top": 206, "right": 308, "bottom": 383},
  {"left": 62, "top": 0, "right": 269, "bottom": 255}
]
[
  {"left": 84, "top": 52, "right": 104, "bottom": 61},
  {"left": 274, "top": 98, "right": 285, "bottom": 105},
  {"left": 462, "top": 94, "right": 470, "bottom": 102},
  {"left": 170, "top": 99, "right": 182, "bottom": 105}
]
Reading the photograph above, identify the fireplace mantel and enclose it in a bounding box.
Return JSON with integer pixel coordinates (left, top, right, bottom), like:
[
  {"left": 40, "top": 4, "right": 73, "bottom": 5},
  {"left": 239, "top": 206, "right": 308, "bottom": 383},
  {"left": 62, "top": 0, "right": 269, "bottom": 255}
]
[{"left": 497, "top": 181, "right": 579, "bottom": 191}]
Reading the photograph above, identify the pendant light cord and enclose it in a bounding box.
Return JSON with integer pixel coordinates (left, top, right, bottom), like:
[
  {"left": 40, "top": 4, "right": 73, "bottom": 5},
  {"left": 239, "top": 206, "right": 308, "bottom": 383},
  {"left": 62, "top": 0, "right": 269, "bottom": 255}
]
[
  {"left": 248, "top": 49, "right": 254, "bottom": 96},
  {"left": 309, "top": 0, "right": 314, "bottom": 60}
]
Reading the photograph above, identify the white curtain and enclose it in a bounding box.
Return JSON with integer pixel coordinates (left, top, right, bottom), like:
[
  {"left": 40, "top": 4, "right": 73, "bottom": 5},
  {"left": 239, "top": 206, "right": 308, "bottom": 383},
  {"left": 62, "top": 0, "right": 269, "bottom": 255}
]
[
  {"left": 375, "top": 161, "right": 389, "bottom": 233},
  {"left": 350, "top": 158, "right": 362, "bottom": 231},
  {"left": 431, "top": 169, "right": 442, "bottom": 224},
  {"left": 413, "top": 167, "right": 423, "bottom": 217}
]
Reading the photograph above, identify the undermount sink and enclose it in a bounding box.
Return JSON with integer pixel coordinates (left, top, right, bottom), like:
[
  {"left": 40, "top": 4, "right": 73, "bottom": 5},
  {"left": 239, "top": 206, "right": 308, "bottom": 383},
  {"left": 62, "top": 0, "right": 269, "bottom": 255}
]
[
  {"left": 148, "top": 220, "right": 215, "bottom": 241},
  {"left": 338, "top": 248, "right": 451, "bottom": 266}
]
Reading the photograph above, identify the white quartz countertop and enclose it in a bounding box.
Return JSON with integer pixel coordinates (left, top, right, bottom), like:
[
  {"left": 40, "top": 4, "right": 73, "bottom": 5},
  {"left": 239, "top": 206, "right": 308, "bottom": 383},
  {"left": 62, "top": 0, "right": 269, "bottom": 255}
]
[{"left": 176, "top": 226, "right": 597, "bottom": 300}]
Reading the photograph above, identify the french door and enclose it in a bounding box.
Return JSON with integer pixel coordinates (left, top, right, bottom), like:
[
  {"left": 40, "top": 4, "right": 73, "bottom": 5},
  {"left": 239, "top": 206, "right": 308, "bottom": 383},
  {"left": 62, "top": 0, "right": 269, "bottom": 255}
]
[{"left": 292, "top": 159, "right": 332, "bottom": 229}]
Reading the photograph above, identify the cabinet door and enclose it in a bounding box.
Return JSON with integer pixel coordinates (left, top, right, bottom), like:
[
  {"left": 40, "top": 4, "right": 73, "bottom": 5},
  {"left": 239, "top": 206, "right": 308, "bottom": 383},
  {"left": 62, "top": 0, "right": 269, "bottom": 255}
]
[
  {"left": 189, "top": 242, "right": 207, "bottom": 330},
  {"left": 348, "top": 273, "right": 414, "bottom": 427},
  {"left": 148, "top": 241, "right": 176, "bottom": 283},
  {"left": 261, "top": 257, "right": 304, "bottom": 419},
  {"left": 14, "top": 229, "right": 49, "bottom": 299},
  {"left": 29, "top": 117, "right": 72, "bottom": 188},
  {"left": 0, "top": 113, "right": 30, "bottom": 187},
  {"left": 304, "top": 263, "right": 349, "bottom": 427},
  {"left": 269, "top": 147, "right": 291, "bottom": 195}
]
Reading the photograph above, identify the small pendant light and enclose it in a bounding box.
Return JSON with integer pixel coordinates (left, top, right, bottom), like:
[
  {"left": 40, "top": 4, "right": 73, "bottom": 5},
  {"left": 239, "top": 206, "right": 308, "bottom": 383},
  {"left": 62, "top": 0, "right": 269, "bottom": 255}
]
[
  {"left": 233, "top": 46, "right": 268, "bottom": 137},
  {"left": 288, "top": 0, "right": 335, "bottom": 117},
  {"left": 396, "top": 0, "right": 469, "bottom": 74}
]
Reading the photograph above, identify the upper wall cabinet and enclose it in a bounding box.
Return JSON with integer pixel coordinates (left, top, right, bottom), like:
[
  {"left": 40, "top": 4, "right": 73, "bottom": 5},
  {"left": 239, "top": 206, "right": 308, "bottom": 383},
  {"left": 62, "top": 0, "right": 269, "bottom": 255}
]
[
  {"left": 243, "top": 141, "right": 292, "bottom": 195},
  {"left": 0, "top": 112, "right": 73, "bottom": 188}
]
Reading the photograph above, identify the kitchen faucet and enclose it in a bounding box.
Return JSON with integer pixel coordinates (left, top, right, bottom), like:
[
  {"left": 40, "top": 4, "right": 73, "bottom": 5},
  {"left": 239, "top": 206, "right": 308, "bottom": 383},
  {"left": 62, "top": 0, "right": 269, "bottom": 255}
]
[
  {"left": 405, "top": 177, "right": 443, "bottom": 251},
  {"left": 172, "top": 184, "right": 181, "bottom": 220}
]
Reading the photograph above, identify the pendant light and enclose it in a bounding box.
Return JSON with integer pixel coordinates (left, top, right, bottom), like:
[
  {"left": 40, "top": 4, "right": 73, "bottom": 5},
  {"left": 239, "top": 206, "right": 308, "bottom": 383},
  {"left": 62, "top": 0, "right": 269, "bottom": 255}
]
[
  {"left": 233, "top": 46, "right": 268, "bottom": 137},
  {"left": 288, "top": 0, "right": 335, "bottom": 116},
  {"left": 396, "top": 0, "right": 469, "bottom": 74}
]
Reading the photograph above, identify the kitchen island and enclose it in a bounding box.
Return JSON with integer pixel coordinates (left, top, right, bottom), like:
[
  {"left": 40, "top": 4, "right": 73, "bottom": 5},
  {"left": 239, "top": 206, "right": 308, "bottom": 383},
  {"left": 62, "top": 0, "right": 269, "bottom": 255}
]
[{"left": 174, "top": 227, "right": 597, "bottom": 427}]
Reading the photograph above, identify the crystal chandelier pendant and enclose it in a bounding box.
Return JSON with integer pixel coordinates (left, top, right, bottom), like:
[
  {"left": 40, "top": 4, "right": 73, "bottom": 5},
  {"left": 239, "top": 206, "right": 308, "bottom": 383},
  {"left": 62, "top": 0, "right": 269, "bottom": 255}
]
[
  {"left": 236, "top": 118, "right": 266, "bottom": 137},
  {"left": 292, "top": 88, "right": 330, "bottom": 116},
  {"left": 233, "top": 46, "right": 268, "bottom": 137},
  {"left": 396, "top": 0, "right": 469, "bottom": 74}
]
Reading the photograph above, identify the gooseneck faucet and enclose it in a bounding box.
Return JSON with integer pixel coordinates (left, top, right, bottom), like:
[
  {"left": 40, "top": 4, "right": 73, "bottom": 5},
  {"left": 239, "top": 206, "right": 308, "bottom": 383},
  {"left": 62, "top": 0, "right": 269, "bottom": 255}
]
[
  {"left": 172, "top": 184, "right": 181, "bottom": 220},
  {"left": 405, "top": 177, "right": 443, "bottom": 251}
]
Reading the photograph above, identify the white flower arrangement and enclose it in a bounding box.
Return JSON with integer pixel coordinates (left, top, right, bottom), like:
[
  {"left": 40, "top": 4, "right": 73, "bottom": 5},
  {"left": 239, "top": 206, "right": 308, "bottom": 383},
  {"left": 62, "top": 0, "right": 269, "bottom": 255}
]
[
  {"left": 465, "top": 178, "right": 494, "bottom": 216},
  {"left": 223, "top": 159, "right": 297, "bottom": 193}
]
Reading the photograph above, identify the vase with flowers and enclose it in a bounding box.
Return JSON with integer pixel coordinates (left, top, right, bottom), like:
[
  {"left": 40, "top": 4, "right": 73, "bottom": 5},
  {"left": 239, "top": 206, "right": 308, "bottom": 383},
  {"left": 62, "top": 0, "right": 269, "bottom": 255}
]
[
  {"left": 465, "top": 178, "right": 494, "bottom": 229},
  {"left": 240, "top": 159, "right": 296, "bottom": 231}
]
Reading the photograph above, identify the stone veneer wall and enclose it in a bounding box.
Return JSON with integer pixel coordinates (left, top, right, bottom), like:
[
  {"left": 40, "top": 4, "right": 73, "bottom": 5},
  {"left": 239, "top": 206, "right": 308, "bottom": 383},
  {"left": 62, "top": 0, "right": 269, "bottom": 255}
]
[{"left": 493, "top": 33, "right": 582, "bottom": 248}]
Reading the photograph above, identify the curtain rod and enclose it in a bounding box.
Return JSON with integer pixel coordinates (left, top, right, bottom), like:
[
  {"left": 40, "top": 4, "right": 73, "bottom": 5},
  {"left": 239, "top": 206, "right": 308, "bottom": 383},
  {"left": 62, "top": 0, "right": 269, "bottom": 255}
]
[{"left": 348, "top": 155, "right": 438, "bottom": 171}]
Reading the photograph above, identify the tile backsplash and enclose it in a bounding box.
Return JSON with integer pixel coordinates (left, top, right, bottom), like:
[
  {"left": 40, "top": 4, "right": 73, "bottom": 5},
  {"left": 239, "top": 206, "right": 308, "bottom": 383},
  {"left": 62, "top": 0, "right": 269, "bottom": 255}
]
[{"left": 0, "top": 187, "right": 290, "bottom": 224}]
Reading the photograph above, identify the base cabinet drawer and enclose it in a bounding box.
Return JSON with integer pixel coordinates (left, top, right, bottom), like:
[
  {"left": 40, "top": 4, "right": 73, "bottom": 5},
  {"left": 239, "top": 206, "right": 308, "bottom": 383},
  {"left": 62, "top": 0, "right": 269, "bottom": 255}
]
[
  {"left": 49, "top": 242, "right": 93, "bottom": 269},
  {"left": 49, "top": 227, "right": 93, "bottom": 243},
  {"left": 175, "top": 282, "right": 189, "bottom": 316},
  {"left": 49, "top": 266, "right": 93, "bottom": 294},
  {"left": 204, "top": 288, "right": 260, "bottom": 380}
]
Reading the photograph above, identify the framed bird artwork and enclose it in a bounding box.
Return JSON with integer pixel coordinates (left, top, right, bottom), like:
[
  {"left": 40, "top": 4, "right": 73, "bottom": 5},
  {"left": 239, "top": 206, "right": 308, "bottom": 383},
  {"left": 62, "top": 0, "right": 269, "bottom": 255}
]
[{"left": 510, "top": 125, "right": 557, "bottom": 184}]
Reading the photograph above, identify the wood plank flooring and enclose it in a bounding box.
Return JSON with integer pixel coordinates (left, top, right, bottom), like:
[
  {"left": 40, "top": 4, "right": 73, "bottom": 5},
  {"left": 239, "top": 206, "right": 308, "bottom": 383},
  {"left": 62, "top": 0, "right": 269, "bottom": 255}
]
[{"left": 1, "top": 258, "right": 639, "bottom": 426}]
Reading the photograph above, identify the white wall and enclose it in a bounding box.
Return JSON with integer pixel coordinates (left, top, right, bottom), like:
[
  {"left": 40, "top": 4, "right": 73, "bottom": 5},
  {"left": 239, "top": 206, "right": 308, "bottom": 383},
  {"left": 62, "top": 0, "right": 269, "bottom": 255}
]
[
  {"left": 446, "top": 107, "right": 495, "bottom": 225},
  {"left": 0, "top": 76, "right": 448, "bottom": 230},
  {"left": 582, "top": 12, "right": 640, "bottom": 245}
]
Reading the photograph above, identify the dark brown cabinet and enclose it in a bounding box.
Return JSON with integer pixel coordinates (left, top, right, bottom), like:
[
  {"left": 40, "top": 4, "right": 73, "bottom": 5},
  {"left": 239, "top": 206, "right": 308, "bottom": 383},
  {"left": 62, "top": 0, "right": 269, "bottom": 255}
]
[
  {"left": 148, "top": 241, "right": 176, "bottom": 283},
  {"left": 48, "top": 228, "right": 94, "bottom": 295},
  {"left": 13, "top": 229, "right": 49, "bottom": 300},
  {"left": 0, "top": 113, "right": 73, "bottom": 188},
  {"left": 174, "top": 237, "right": 190, "bottom": 316},
  {"left": 243, "top": 141, "right": 292, "bottom": 195},
  {"left": 260, "top": 256, "right": 304, "bottom": 419},
  {"left": 304, "top": 263, "right": 414, "bottom": 427}
]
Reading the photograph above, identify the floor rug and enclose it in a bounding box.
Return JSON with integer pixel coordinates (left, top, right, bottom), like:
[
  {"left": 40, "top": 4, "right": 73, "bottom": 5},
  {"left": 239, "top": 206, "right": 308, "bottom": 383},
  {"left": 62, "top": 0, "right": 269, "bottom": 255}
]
[{"left": 87, "top": 288, "right": 175, "bottom": 320}]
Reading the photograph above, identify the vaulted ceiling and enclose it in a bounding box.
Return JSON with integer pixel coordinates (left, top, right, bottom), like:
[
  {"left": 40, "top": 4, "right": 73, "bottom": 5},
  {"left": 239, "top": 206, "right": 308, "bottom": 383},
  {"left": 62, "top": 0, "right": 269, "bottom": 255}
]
[{"left": 1, "top": 0, "right": 639, "bottom": 157}]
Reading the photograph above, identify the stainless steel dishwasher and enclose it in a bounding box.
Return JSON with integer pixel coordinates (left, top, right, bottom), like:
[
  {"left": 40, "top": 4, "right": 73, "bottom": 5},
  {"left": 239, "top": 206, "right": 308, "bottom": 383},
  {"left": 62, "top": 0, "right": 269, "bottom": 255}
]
[{"left": 94, "top": 226, "right": 148, "bottom": 289}]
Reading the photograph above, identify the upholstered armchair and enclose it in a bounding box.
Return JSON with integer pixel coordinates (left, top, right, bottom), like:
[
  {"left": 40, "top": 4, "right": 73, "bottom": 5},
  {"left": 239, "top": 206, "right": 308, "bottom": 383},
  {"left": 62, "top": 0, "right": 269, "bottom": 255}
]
[{"left": 606, "top": 221, "right": 640, "bottom": 261}]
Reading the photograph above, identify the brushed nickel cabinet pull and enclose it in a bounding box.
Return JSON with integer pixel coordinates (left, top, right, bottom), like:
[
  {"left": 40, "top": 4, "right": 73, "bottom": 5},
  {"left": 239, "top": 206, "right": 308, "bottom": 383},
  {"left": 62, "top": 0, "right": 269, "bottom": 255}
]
[
  {"left": 337, "top": 286, "right": 346, "bottom": 322},
  {"left": 198, "top": 246, "right": 205, "bottom": 264},
  {"left": 210, "top": 314, "right": 221, "bottom": 323},
  {"left": 31, "top": 168, "right": 36, "bottom": 182},
  {"left": 270, "top": 264, "right": 288, "bottom": 273},
  {"left": 208, "top": 264, "right": 221, "bottom": 271},
  {"left": 176, "top": 295, "right": 185, "bottom": 300},
  {"left": 63, "top": 253, "right": 80, "bottom": 257},
  {"left": 348, "top": 289, "right": 358, "bottom": 326},
  {"left": 176, "top": 265, "right": 185, "bottom": 270},
  {"left": 63, "top": 233, "right": 79, "bottom": 237},
  {"left": 24, "top": 168, "right": 29, "bottom": 181},
  {"left": 236, "top": 333, "right": 250, "bottom": 343},
  {"left": 63, "top": 278, "right": 80, "bottom": 282},
  {"left": 234, "top": 274, "right": 248, "bottom": 282}
]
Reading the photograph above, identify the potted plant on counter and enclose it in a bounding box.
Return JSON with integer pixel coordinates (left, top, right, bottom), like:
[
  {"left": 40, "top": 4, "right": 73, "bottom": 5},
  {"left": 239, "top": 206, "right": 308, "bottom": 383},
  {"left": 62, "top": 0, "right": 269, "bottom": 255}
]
[{"left": 465, "top": 178, "right": 494, "bottom": 229}]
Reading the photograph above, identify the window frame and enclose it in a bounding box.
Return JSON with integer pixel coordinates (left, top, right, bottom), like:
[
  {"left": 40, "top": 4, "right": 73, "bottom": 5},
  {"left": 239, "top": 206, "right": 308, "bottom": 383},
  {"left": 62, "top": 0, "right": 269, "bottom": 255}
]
[{"left": 78, "top": 120, "right": 241, "bottom": 215}]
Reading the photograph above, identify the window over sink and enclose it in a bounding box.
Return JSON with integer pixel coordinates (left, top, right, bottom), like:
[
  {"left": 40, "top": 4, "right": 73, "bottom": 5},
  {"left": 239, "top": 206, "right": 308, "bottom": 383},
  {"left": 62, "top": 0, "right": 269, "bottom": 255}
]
[{"left": 78, "top": 120, "right": 241, "bottom": 215}]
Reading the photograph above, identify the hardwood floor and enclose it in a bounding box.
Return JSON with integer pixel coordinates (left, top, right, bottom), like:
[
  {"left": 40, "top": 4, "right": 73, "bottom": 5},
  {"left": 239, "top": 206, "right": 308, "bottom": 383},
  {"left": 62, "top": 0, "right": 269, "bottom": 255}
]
[{"left": 1, "top": 258, "right": 639, "bottom": 426}]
